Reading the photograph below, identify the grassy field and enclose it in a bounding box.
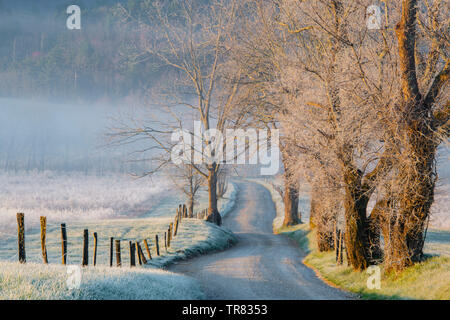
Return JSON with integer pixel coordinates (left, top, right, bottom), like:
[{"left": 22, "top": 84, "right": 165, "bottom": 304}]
[
  {"left": 0, "top": 218, "right": 237, "bottom": 299},
  {"left": 0, "top": 175, "right": 238, "bottom": 299},
  {"left": 278, "top": 224, "right": 450, "bottom": 300}
]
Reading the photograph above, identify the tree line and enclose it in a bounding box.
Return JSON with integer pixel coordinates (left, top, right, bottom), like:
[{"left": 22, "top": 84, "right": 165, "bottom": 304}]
[
  {"left": 4, "top": 0, "right": 447, "bottom": 274},
  {"left": 113, "top": 0, "right": 448, "bottom": 274}
]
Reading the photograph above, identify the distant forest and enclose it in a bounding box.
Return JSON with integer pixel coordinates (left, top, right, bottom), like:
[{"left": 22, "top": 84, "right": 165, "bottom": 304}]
[{"left": 0, "top": 0, "right": 184, "bottom": 101}]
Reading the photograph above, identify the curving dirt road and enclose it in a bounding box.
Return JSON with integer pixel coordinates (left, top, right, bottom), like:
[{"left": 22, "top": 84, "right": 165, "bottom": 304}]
[{"left": 169, "top": 180, "right": 355, "bottom": 300}]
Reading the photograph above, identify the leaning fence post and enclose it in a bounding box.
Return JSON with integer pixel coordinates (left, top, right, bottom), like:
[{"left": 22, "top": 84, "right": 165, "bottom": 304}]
[
  {"left": 174, "top": 215, "right": 179, "bottom": 237},
  {"left": 93, "top": 232, "right": 98, "bottom": 266},
  {"left": 155, "top": 234, "right": 160, "bottom": 256},
  {"left": 110, "top": 237, "right": 114, "bottom": 267},
  {"left": 143, "top": 239, "right": 152, "bottom": 260},
  {"left": 40, "top": 216, "right": 48, "bottom": 264},
  {"left": 136, "top": 241, "right": 142, "bottom": 265},
  {"left": 82, "top": 229, "right": 89, "bottom": 266},
  {"left": 129, "top": 241, "right": 136, "bottom": 267},
  {"left": 115, "top": 239, "right": 121, "bottom": 267},
  {"left": 17, "top": 213, "right": 26, "bottom": 263},
  {"left": 137, "top": 241, "right": 147, "bottom": 265},
  {"left": 61, "top": 223, "right": 67, "bottom": 265}
]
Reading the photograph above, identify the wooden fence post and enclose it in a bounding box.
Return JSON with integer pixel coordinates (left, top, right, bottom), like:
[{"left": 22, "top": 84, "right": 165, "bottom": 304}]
[
  {"left": 143, "top": 239, "right": 152, "bottom": 260},
  {"left": 93, "top": 232, "right": 98, "bottom": 266},
  {"left": 174, "top": 214, "right": 179, "bottom": 237},
  {"left": 178, "top": 205, "right": 183, "bottom": 221},
  {"left": 168, "top": 223, "right": 173, "bottom": 247},
  {"left": 137, "top": 241, "right": 147, "bottom": 264},
  {"left": 155, "top": 234, "right": 160, "bottom": 256},
  {"left": 110, "top": 237, "right": 114, "bottom": 267},
  {"left": 17, "top": 213, "right": 25, "bottom": 263},
  {"left": 115, "top": 239, "right": 121, "bottom": 267},
  {"left": 183, "top": 204, "right": 187, "bottom": 218},
  {"left": 40, "top": 216, "right": 48, "bottom": 264},
  {"left": 129, "top": 241, "right": 136, "bottom": 267},
  {"left": 164, "top": 232, "right": 167, "bottom": 252},
  {"left": 82, "top": 229, "right": 89, "bottom": 266},
  {"left": 136, "top": 241, "right": 142, "bottom": 265},
  {"left": 61, "top": 223, "right": 67, "bottom": 265}
]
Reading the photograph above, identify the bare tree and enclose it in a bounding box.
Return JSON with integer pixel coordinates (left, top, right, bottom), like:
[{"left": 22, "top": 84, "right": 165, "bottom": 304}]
[
  {"left": 168, "top": 164, "right": 204, "bottom": 218},
  {"left": 216, "top": 168, "right": 228, "bottom": 199},
  {"left": 228, "top": 0, "right": 304, "bottom": 227},
  {"left": 113, "top": 0, "right": 244, "bottom": 225},
  {"left": 242, "top": 0, "right": 448, "bottom": 272},
  {"left": 235, "top": 0, "right": 401, "bottom": 269},
  {"left": 382, "top": 0, "right": 449, "bottom": 271}
]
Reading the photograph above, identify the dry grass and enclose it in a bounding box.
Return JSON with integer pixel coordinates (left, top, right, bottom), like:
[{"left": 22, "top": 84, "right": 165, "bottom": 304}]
[{"left": 279, "top": 224, "right": 450, "bottom": 300}]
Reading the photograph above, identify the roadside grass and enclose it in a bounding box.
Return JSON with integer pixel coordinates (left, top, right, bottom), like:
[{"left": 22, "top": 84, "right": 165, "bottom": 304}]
[{"left": 278, "top": 224, "right": 450, "bottom": 300}]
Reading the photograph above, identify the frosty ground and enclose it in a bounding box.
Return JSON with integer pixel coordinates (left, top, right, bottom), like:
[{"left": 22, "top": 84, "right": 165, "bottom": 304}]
[{"left": 0, "top": 171, "right": 237, "bottom": 299}]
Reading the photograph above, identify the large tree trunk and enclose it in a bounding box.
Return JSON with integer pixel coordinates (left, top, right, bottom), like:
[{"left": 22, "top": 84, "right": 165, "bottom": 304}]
[
  {"left": 309, "top": 182, "right": 334, "bottom": 251},
  {"left": 366, "top": 200, "right": 387, "bottom": 264},
  {"left": 309, "top": 185, "right": 319, "bottom": 229},
  {"left": 316, "top": 220, "right": 334, "bottom": 252},
  {"left": 310, "top": 187, "right": 335, "bottom": 251},
  {"left": 282, "top": 177, "right": 300, "bottom": 227},
  {"left": 188, "top": 196, "right": 194, "bottom": 218},
  {"left": 385, "top": 129, "right": 436, "bottom": 271},
  {"left": 280, "top": 144, "right": 301, "bottom": 227},
  {"left": 205, "top": 164, "right": 222, "bottom": 226},
  {"left": 343, "top": 167, "right": 369, "bottom": 271},
  {"left": 384, "top": 0, "right": 441, "bottom": 272}
]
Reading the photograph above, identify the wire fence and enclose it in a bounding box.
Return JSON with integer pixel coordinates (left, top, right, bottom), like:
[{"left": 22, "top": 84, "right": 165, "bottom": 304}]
[{"left": 2, "top": 203, "right": 203, "bottom": 267}]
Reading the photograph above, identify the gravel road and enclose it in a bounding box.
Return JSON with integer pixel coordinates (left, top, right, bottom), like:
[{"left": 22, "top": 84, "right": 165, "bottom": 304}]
[{"left": 169, "top": 180, "right": 355, "bottom": 300}]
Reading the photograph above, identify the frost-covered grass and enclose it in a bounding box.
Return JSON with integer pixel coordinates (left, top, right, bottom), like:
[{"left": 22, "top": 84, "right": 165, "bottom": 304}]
[
  {"left": 0, "top": 171, "right": 238, "bottom": 299},
  {"left": 0, "top": 206, "right": 236, "bottom": 300},
  {"left": 0, "top": 261, "right": 204, "bottom": 300},
  {"left": 193, "top": 180, "right": 238, "bottom": 219},
  {"left": 219, "top": 181, "right": 238, "bottom": 218},
  {"left": 0, "top": 170, "right": 172, "bottom": 233}
]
